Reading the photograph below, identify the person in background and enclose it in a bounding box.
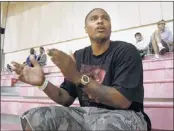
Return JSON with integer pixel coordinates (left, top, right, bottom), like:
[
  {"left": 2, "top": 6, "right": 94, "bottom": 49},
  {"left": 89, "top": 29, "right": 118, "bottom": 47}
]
[
  {"left": 6, "top": 64, "right": 12, "bottom": 72},
  {"left": 26, "top": 48, "right": 37, "bottom": 67},
  {"left": 150, "top": 20, "right": 173, "bottom": 58},
  {"left": 134, "top": 32, "right": 149, "bottom": 58},
  {"left": 37, "top": 47, "right": 47, "bottom": 66}
]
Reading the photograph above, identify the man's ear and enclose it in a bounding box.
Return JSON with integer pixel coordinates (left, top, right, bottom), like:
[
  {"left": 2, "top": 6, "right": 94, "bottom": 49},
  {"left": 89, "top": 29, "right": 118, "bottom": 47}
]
[{"left": 84, "top": 26, "right": 88, "bottom": 33}]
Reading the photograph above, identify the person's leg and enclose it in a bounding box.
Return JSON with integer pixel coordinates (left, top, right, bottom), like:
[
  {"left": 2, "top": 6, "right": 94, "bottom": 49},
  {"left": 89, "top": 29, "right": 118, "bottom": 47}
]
[
  {"left": 20, "top": 106, "right": 86, "bottom": 131},
  {"left": 151, "top": 32, "right": 166, "bottom": 57},
  {"left": 161, "top": 40, "right": 170, "bottom": 52},
  {"left": 86, "top": 107, "right": 147, "bottom": 130}
]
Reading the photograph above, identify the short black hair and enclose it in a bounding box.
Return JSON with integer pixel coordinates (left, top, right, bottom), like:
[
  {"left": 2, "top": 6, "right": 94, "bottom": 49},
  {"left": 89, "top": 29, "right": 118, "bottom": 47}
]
[
  {"left": 157, "top": 19, "right": 166, "bottom": 25},
  {"left": 40, "top": 46, "right": 44, "bottom": 50},
  {"left": 30, "top": 48, "right": 35, "bottom": 54},
  {"left": 85, "top": 8, "right": 110, "bottom": 25},
  {"left": 134, "top": 32, "right": 142, "bottom": 37}
]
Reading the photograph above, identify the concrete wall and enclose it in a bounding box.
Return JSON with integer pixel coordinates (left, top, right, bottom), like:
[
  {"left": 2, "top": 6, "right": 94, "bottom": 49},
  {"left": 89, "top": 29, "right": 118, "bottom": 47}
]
[{"left": 2, "top": 2, "right": 173, "bottom": 66}]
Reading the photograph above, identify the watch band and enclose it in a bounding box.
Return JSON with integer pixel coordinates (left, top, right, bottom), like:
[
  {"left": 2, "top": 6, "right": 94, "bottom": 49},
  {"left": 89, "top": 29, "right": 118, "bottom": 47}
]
[{"left": 37, "top": 79, "right": 48, "bottom": 91}]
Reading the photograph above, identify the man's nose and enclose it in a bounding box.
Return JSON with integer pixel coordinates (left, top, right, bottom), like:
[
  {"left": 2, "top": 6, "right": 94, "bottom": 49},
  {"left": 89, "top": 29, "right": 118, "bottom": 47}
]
[{"left": 97, "top": 17, "right": 104, "bottom": 24}]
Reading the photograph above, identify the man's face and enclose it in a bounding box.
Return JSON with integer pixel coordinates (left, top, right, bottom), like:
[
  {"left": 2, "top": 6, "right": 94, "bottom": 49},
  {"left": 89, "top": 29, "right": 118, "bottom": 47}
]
[
  {"left": 40, "top": 48, "right": 43, "bottom": 54},
  {"left": 85, "top": 9, "right": 111, "bottom": 41},
  {"left": 135, "top": 34, "right": 142, "bottom": 42},
  {"left": 158, "top": 21, "right": 166, "bottom": 31},
  {"left": 30, "top": 49, "right": 35, "bottom": 54}
]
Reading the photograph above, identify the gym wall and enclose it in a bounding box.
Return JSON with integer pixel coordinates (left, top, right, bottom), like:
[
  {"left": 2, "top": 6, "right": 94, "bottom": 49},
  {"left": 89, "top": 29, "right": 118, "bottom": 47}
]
[{"left": 2, "top": 2, "right": 173, "bottom": 66}]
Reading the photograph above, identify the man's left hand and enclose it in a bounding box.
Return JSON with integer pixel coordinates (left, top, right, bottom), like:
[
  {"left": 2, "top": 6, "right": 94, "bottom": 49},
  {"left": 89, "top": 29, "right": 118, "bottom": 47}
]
[{"left": 47, "top": 49, "right": 81, "bottom": 84}]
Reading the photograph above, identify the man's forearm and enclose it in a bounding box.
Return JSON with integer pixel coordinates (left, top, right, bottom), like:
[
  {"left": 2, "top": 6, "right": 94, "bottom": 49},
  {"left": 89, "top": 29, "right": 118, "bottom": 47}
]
[
  {"left": 82, "top": 79, "right": 131, "bottom": 109},
  {"left": 43, "top": 82, "right": 74, "bottom": 106}
]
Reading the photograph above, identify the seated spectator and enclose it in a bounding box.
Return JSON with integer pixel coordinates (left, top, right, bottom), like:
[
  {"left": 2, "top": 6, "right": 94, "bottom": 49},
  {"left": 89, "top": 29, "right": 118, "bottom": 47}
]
[
  {"left": 134, "top": 32, "right": 149, "bottom": 58},
  {"left": 26, "top": 48, "right": 37, "bottom": 67},
  {"left": 6, "top": 64, "right": 12, "bottom": 72},
  {"left": 149, "top": 20, "right": 173, "bottom": 58},
  {"left": 37, "top": 47, "right": 47, "bottom": 66}
]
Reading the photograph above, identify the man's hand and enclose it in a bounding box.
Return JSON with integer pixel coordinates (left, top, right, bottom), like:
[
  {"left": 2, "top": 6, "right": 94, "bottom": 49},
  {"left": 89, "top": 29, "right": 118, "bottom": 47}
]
[
  {"left": 11, "top": 55, "right": 45, "bottom": 86},
  {"left": 47, "top": 49, "right": 81, "bottom": 84}
]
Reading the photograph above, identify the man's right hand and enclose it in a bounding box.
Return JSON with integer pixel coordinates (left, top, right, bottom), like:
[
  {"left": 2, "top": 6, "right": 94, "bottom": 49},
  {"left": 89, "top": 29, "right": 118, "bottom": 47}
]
[{"left": 11, "top": 55, "right": 45, "bottom": 86}]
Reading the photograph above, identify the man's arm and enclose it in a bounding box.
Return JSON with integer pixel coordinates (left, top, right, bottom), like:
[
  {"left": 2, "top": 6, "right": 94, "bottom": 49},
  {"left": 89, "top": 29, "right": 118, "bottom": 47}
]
[
  {"left": 83, "top": 81, "right": 131, "bottom": 109},
  {"left": 43, "top": 81, "right": 75, "bottom": 106}
]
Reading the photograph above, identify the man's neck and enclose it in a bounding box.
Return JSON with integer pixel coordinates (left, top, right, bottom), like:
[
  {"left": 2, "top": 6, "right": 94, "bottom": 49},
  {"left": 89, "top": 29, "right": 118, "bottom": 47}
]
[{"left": 90, "top": 39, "right": 111, "bottom": 56}]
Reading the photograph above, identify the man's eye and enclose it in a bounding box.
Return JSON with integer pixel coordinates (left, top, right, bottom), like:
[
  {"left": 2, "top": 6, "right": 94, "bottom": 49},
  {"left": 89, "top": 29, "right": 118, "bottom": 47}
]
[
  {"left": 104, "top": 17, "right": 109, "bottom": 21},
  {"left": 90, "top": 17, "right": 97, "bottom": 21}
]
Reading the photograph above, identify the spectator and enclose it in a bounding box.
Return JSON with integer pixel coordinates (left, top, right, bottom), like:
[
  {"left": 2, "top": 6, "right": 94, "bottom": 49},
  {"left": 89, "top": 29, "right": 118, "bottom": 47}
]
[
  {"left": 37, "top": 47, "right": 47, "bottom": 66},
  {"left": 26, "top": 48, "right": 37, "bottom": 67},
  {"left": 149, "top": 20, "right": 173, "bottom": 58},
  {"left": 6, "top": 64, "right": 12, "bottom": 72},
  {"left": 134, "top": 32, "right": 149, "bottom": 58}
]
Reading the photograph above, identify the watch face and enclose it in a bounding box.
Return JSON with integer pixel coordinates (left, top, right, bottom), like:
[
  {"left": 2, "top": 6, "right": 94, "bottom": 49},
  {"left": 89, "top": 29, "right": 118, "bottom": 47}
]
[{"left": 83, "top": 75, "right": 89, "bottom": 82}]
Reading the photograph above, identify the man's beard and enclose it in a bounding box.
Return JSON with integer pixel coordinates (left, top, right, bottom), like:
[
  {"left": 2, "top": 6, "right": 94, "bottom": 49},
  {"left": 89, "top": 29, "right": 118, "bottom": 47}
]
[{"left": 93, "top": 35, "right": 110, "bottom": 44}]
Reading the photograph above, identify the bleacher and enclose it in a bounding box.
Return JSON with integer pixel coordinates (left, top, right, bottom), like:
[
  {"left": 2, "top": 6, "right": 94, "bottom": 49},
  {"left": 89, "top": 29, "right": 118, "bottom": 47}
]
[{"left": 1, "top": 52, "right": 173, "bottom": 130}]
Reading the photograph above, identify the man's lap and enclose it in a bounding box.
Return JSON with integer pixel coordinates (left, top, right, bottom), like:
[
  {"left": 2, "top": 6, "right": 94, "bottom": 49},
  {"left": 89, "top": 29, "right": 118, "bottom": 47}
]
[{"left": 20, "top": 106, "right": 147, "bottom": 130}]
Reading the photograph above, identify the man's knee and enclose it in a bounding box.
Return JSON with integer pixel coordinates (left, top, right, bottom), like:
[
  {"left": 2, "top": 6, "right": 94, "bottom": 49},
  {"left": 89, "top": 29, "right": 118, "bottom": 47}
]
[{"left": 20, "top": 106, "right": 66, "bottom": 130}]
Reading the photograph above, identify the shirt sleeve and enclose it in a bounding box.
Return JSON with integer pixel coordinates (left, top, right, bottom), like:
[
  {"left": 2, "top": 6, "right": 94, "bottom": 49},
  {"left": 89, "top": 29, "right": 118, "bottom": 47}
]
[
  {"left": 60, "top": 79, "right": 77, "bottom": 99},
  {"left": 166, "top": 30, "right": 173, "bottom": 43},
  {"left": 111, "top": 44, "right": 144, "bottom": 102}
]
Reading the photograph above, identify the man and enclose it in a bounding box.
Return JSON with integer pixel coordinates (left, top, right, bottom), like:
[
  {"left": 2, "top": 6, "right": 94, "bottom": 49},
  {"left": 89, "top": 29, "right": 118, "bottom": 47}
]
[
  {"left": 26, "top": 48, "right": 37, "bottom": 67},
  {"left": 134, "top": 32, "right": 149, "bottom": 58},
  {"left": 150, "top": 20, "right": 173, "bottom": 58},
  {"left": 37, "top": 47, "right": 47, "bottom": 66},
  {"left": 11, "top": 8, "right": 151, "bottom": 130}
]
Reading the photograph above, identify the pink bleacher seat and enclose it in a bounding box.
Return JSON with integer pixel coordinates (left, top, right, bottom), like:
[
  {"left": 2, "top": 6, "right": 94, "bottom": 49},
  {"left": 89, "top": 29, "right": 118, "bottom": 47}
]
[
  {"left": 1, "top": 123, "right": 22, "bottom": 130},
  {"left": 144, "top": 68, "right": 173, "bottom": 81}
]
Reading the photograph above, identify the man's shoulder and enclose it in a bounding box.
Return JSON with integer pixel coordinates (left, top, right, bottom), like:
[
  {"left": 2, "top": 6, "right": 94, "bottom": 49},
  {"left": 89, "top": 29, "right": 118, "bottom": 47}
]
[
  {"left": 74, "top": 46, "right": 91, "bottom": 56},
  {"left": 111, "top": 40, "right": 137, "bottom": 51}
]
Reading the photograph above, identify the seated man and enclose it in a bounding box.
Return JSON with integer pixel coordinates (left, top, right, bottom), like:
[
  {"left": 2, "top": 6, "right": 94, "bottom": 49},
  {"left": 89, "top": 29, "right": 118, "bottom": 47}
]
[
  {"left": 26, "top": 48, "right": 37, "bottom": 67},
  {"left": 37, "top": 47, "right": 47, "bottom": 66},
  {"left": 11, "top": 8, "right": 151, "bottom": 131},
  {"left": 6, "top": 64, "right": 12, "bottom": 72},
  {"left": 149, "top": 20, "right": 173, "bottom": 58},
  {"left": 134, "top": 32, "right": 149, "bottom": 58}
]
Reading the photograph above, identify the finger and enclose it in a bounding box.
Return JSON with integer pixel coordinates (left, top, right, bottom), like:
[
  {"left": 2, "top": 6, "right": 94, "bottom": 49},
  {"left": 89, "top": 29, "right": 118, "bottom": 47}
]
[
  {"left": 11, "top": 62, "right": 23, "bottom": 74},
  {"left": 69, "top": 51, "right": 76, "bottom": 62},
  {"left": 30, "top": 55, "right": 40, "bottom": 67},
  {"left": 11, "top": 61, "right": 22, "bottom": 68},
  {"left": 51, "top": 57, "right": 60, "bottom": 66},
  {"left": 47, "top": 48, "right": 60, "bottom": 57}
]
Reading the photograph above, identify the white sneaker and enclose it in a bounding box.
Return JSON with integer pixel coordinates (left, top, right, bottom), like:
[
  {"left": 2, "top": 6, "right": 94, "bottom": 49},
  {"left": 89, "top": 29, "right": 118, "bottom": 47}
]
[
  {"left": 155, "top": 54, "right": 159, "bottom": 59},
  {"left": 158, "top": 43, "right": 166, "bottom": 55}
]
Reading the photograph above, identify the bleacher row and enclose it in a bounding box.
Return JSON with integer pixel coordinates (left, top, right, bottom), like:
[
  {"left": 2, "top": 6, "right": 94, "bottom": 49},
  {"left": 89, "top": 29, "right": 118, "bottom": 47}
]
[{"left": 1, "top": 52, "right": 173, "bottom": 130}]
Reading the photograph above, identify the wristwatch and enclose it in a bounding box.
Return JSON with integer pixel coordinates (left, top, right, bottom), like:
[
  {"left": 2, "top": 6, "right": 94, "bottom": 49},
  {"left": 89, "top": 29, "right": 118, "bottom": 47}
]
[{"left": 78, "top": 74, "right": 90, "bottom": 88}]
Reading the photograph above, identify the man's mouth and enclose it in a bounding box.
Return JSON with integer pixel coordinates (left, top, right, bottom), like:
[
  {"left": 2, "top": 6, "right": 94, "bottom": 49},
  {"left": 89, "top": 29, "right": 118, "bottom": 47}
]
[{"left": 96, "top": 26, "right": 105, "bottom": 32}]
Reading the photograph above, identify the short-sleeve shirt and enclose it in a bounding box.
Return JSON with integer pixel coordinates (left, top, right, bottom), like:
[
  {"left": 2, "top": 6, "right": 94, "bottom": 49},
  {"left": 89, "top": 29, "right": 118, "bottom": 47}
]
[
  {"left": 160, "top": 29, "right": 173, "bottom": 43},
  {"left": 60, "top": 41, "right": 144, "bottom": 112}
]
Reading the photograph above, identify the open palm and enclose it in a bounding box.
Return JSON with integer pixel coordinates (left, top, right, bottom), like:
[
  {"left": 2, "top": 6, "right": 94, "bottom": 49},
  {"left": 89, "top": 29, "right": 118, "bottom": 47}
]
[{"left": 11, "top": 55, "right": 45, "bottom": 86}]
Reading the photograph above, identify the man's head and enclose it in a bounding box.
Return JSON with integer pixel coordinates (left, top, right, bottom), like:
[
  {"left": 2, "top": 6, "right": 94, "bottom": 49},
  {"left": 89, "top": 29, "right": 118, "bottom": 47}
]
[
  {"left": 135, "top": 32, "right": 143, "bottom": 42},
  {"left": 84, "top": 8, "right": 111, "bottom": 42},
  {"left": 39, "top": 47, "right": 44, "bottom": 54},
  {"left": 157, "top": 20, "right": 166, "bottom": 31},
  {"left": 30, "top": 48, "right": 35, "bottom": 55}
]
